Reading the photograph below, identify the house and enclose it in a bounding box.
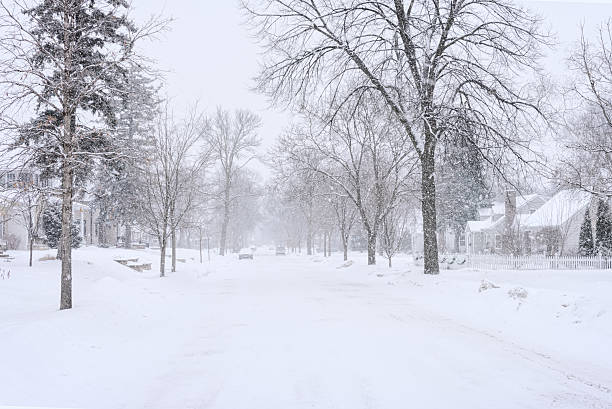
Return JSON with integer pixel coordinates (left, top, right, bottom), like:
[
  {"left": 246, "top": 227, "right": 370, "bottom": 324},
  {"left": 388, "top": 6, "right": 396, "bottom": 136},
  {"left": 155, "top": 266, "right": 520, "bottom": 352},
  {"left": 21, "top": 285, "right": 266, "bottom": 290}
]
[
  {"left": 522, "top": 190, "right": 593, "bottom": 256},
  {"left": 0, "top": 168, "right": 101, "bottom": 249},
  {"left": 465, "top": 191, "right": 547, "bottom": 255},
  {"left": 466, "top": 189, "right": 598, "bottom": 256}
]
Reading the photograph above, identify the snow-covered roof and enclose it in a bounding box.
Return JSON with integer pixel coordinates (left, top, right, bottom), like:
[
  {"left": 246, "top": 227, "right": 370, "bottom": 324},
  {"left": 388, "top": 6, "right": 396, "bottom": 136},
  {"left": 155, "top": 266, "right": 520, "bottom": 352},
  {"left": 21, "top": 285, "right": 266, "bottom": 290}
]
[
  {"left": 490, "top": 213, "right": 532, "bottom": 230},
  {"left": 489, "top": 193, "right": 544, "bottom": 216},
  {"left": 466, "top": 220, "right": 492, "bottom": 233},
  {"left": 517, "top": 194, "right": 540, "bottom": 207},
  {"left": 478, "top": 207, "right": 493, "bottom": 219},
  {"left": 523, "top": 190, "right": 591, "bottom": 229}
]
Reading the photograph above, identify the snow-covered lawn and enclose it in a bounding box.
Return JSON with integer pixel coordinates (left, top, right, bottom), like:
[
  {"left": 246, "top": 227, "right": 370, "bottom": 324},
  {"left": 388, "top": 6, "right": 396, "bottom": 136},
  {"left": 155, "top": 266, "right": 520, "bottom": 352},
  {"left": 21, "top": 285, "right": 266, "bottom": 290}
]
[{"left": 0, "top": 247, "right": 611, "bottom": 408}]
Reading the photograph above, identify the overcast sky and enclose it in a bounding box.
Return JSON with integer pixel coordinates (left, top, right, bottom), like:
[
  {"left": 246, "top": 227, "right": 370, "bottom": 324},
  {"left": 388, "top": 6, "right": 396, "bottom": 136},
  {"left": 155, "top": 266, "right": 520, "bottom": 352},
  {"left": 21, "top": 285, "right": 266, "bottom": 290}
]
[{"left": 132, "top": 0, "right": 612, "bottom": 175}]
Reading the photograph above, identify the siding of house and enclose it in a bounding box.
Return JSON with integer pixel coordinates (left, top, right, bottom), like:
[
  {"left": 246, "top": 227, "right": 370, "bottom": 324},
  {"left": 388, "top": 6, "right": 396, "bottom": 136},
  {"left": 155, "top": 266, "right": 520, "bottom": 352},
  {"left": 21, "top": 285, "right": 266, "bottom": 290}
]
[{"left": 562, "top": 208, "right": 588, "bottom": 255}]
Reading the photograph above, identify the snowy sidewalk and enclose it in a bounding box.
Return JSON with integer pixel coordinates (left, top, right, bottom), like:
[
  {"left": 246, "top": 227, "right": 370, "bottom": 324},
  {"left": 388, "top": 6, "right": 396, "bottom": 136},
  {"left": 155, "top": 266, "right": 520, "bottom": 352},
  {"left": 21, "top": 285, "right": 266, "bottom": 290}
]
[{"left": 0, "top": 249, "right": 610, "bottom": 408}]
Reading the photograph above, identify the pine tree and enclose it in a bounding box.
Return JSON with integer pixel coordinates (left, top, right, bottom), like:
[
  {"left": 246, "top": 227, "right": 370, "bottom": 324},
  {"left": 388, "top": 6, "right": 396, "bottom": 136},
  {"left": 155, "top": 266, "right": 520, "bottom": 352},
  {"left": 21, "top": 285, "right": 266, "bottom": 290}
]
[
  {"left": 595, "top": 200, "right": 612, "bottom": 256},
  {"left": 42, "top": 204, "right": 82, "bottom": 249},
  {"left": 578, "top": 210, "right": 594, "bottom": 256},
  {"left": 437, "top": 136, "right": 488, "bottom": 252},
  {"left": 3, "top": 0, "right": 144, "bottom": 309},
  {"left": 93, "top": 62, "right": 160, "bottom": 248}
]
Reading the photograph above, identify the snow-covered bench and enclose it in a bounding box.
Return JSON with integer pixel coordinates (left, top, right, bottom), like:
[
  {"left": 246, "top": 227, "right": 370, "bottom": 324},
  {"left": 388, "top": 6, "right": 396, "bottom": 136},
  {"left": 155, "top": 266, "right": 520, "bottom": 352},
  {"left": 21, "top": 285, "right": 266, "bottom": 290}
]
[
  {"left": 127, "top": 263, "right": 152, "bottom": 272},
  {"left": 114, "top": 258, "right": 138, "bottom": 265}
]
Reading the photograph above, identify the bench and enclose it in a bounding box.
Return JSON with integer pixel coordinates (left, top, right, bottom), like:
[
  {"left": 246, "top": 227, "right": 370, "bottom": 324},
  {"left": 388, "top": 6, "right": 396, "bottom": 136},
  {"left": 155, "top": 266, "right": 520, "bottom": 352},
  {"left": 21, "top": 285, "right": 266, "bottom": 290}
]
[
  {"left": 127, "top": 263, "right": 152, "bottom": 272},
  {"left": 114, "top": 258, "right": 138, "bottom": 265}
]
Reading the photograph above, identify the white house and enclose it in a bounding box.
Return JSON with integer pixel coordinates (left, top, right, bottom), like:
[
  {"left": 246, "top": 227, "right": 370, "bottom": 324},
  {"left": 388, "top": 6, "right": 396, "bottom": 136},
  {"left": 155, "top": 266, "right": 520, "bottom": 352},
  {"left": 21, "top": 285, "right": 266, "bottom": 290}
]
[
  {"left": 522, "top": 190, "right": 592, "bottom": 255},
  {"left": 465, "top": 192, "right": 547, "bottom": 255}
]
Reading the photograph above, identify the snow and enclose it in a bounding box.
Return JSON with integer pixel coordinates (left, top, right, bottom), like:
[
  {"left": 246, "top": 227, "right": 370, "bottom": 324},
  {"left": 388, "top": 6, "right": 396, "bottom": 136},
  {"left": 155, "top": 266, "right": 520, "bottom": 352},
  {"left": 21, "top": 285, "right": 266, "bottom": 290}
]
[
  {"left": 1, "top": 247, "right": 611, "bottom": 408},
  {"left": 524, "top": 190, "right": 591, "bottom": 229},
  {"left": 466, "top": 219, "right": 492, "bottom": 232}
]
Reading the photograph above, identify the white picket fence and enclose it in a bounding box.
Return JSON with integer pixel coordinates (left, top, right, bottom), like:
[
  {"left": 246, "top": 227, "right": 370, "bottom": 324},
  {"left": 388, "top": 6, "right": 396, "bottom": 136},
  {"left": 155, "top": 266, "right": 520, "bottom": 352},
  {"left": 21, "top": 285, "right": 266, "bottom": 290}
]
[{"left": 467, "top": 255, "right": 612, "bottom": 270}]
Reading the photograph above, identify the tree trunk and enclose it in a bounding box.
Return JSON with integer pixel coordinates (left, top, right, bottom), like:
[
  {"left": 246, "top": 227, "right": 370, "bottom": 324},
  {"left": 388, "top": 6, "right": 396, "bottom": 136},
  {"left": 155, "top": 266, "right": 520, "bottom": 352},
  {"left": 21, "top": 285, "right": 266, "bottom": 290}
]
[
  {"left": 323, "top": 233, "right": 327, "bottom": 257},
  {"left": 367, "top": 231, "right": 376, "bottom": 265},
  {"left": 306, "top": 232, "right": 313, "bottom": 256},
  {"left": 219, "top": 182, "right": 231, "bottom": 256},
  {"left": 171, "top": 226, "right": 176, "bottom": 272},
  {"left": 388, "top": 256, "right": 392, "bottom": 268},
  {"left": 56, "top": 239, "right": 62, "bottom": 260},
  {"left": 160, "top": 237, "right": 166, "bottom": 277},
  {"left": 59, "top": 143, "right": 73, "bottom": 310},
  {"left": 170, "top": 203, "right": 176, "bottom": 272},
  {"left": 29, "top": 236, "right": 33, "bottom": 267},
  {"left": 342, "top": 234, "right": 348, "bottom": 261},
  {"left": 421, "top": 151, "right": 440, "bottom": 274},
  {"left": 199, "top": 229, "right": 203, "bottom": 264},
  {"left": 124, "top": 224, "right": 132, "bottom": 248}
]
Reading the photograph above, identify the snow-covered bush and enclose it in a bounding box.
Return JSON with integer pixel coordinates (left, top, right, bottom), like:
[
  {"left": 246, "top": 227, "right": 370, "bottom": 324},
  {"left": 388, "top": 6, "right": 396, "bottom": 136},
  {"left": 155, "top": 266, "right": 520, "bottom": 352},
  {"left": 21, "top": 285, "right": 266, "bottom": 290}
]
[
  {"left": 479, "top": 280, "right": 500, "bottom": 292},
  {"left": 508, "top": 287, "right": 528, "bottom": 300}
]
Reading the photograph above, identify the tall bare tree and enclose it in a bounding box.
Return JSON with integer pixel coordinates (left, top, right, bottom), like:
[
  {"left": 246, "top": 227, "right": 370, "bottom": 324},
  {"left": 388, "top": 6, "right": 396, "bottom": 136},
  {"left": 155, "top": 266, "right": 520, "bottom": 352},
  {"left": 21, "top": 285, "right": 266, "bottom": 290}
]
[
  {"left": 16, "top": 176, "right": 46, "bottom": 267},
  {"left": 138, "top": 105, "right": 208, "bottom": 276},
  {"left": 206, "top": 108, "right": 261, "bottom": 256},
  {"left": 560, "top": 20, "right": 612, "bottom": 197},
  {"left": 275, "top": 101, "right": 417, "bottom": 265},
  {"left": 243, "top": 0, "right": 548, "bottom": 273}
]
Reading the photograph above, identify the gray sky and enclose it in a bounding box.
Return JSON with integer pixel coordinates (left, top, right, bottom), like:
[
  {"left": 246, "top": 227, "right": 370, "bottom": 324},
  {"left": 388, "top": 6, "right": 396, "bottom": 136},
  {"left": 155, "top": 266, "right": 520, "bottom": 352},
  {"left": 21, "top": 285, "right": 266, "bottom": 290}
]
[{"left": 132, "top": 0, "right": 612, "bottom": 175}]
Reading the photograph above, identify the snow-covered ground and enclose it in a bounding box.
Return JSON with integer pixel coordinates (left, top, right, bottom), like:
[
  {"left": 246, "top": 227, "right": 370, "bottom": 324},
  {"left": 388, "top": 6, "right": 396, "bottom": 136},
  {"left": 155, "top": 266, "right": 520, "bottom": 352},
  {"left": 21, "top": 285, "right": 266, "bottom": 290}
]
[{"left": 0, "top": 247, "right": 611, "bottom": 409}]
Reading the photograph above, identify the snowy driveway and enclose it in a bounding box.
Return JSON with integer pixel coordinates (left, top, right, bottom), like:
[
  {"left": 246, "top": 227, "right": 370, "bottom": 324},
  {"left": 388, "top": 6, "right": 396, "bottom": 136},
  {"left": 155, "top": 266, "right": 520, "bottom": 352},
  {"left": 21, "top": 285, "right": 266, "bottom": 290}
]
[{"left": 0, "top": 249, "right": 611, "bottom": 408}]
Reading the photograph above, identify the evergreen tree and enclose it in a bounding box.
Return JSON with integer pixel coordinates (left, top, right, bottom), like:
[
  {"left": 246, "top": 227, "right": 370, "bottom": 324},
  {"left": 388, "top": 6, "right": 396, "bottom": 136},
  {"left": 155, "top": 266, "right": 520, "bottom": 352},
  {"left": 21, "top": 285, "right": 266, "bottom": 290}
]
[
  {"left": 2, "top": 0, "right": 146, "bottom": 309},
  {"left": 93, "top": 62, "right": 160, "bottom": 247},
  {"left": 437, "top": 136, "right": 488, "bottom": 252},
  {"left": 42, "top": 204, "right": 82, "bottom": 249},
  {"left": 595, "top": 199, "right": 612, "bottom": 255},
  {"left": 579, "top": 210, "right": 594, "bottom": 256}
]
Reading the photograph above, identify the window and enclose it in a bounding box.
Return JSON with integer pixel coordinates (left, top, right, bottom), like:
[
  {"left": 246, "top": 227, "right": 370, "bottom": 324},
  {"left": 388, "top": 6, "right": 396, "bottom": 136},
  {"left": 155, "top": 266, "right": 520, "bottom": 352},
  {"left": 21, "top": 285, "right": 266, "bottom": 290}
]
[
  {"left": 495, "top": 234, "right": 502, "bottom": 249},
  {"left": 7, "top": 172, "right": 15, "bottom": 187}
]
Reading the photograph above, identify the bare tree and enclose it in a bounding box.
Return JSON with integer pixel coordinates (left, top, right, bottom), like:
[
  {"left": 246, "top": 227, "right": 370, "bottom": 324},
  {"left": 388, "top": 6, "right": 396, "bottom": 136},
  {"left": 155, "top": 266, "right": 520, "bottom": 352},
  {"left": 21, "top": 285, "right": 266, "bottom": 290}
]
[
  {"left": 381, "top": 201, "right": 411, "bottom": 268},
  {"left": 267, "top": 146, "right": 322, "bottom": 255},
  {"left": 206, "top": 108, "right": 261, "bottom": 256},
  {"left": 329, "top": 184, "right": 357, "bottom": 261},
  {"left": 560, "top": 20, "right": 612, "bottom": 197},
  {"left": 138, "top": 105, "right": 208, "bottom": 277},
  {"left": 243, "top": 0, "right": 548, "bottom": 273},
  {"left": 16, "top": 177, "right": 46, "bottom": 267},
  {"left": 275, "top": 101, "right": 417, "bottom": 265}
]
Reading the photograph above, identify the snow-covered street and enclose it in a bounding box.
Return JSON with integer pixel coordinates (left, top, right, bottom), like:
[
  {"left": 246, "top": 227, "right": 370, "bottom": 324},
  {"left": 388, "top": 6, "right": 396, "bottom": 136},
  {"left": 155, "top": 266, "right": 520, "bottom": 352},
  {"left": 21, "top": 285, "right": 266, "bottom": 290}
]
[{"left": 0, "top": 248, "right": 610, "bottom": 409}]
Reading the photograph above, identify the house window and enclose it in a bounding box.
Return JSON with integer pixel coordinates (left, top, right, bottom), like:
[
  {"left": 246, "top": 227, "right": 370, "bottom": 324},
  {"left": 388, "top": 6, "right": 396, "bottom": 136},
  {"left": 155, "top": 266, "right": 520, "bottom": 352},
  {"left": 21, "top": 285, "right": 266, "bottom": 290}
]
[{"left": 6, "top": 172, "right": 15, "bottom": 187}]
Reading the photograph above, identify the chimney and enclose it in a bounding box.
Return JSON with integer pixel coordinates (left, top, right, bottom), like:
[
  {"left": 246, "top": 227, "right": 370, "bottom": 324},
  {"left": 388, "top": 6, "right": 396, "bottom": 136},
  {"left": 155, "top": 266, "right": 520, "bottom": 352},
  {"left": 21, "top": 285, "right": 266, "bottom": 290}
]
[{"left": 503, "top": 190, "right": 517, "bottom": 254}]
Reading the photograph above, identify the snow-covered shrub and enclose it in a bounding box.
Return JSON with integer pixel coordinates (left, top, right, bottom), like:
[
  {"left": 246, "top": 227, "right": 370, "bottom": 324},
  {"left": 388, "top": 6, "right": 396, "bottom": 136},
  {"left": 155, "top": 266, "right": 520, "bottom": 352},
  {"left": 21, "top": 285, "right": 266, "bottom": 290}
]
[
  {"left": 508, "top": 287, "right": 528, "bottom": 300},
  {"left": 479, "top": 280, "right": 500, "bottom": 292},
  {"left": 5, "top": 234, "right": 21, "bottom": 250}
]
